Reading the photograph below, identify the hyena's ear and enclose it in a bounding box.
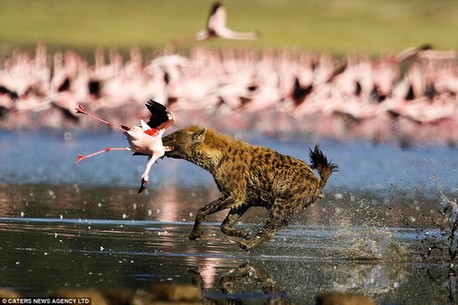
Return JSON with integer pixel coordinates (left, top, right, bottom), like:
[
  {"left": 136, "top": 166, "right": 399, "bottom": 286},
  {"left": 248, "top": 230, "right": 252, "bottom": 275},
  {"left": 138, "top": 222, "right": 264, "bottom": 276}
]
[{"left": 192, "top": 128, "right": 206, "bottom": 143}]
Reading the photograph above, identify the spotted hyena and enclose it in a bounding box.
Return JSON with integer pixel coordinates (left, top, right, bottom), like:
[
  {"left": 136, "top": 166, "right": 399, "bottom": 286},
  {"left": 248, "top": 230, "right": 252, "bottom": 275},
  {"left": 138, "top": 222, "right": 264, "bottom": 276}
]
[{"left": 162, "top": 126, "right": 338, "bottom": 250}]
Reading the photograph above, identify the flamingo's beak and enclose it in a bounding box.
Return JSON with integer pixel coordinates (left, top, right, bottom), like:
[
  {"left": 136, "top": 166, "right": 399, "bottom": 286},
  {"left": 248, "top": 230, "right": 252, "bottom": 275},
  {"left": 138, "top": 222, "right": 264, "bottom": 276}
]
[{"left": 162, "top": 134, "right": 177, "bottom": 157}]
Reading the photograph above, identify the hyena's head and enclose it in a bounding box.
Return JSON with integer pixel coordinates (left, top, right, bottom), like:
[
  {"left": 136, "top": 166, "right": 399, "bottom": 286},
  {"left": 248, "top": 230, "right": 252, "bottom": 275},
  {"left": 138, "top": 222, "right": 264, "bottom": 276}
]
[{"left": 162, "top": 125, "right": 207, "bottom": 159}]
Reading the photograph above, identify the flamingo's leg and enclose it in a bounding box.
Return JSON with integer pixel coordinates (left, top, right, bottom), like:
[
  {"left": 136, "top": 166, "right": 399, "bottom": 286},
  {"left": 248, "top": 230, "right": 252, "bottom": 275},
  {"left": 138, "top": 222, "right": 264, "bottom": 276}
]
[
  {"left": 137, "top": 152, "right": 163, "bottom": 193},
  {"left": 75, "top": 147, "right": 130, "bottom": 164},
  {"left": 75, "top": 105, "right": 129, "bottom": 132}
]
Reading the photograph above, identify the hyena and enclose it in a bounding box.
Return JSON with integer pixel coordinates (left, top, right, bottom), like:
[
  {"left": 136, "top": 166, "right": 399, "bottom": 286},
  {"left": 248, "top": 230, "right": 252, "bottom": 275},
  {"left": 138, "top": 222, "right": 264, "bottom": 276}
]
[{"left": 162, "top": 126, "right": 338, "bottom": 250}]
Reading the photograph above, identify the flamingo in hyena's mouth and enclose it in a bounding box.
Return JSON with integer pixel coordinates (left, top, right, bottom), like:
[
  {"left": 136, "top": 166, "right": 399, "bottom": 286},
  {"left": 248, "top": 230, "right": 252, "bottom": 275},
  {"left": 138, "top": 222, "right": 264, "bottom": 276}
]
[{"left": 75, "top": 99, "right": 175, "bottom": 193}]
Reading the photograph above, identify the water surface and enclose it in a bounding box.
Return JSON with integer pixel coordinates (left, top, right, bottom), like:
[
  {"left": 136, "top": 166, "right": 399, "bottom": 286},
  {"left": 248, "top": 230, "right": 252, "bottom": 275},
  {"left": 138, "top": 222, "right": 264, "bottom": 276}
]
[{"left": 1, "top": 131, "right": 458, "bottom": 304}]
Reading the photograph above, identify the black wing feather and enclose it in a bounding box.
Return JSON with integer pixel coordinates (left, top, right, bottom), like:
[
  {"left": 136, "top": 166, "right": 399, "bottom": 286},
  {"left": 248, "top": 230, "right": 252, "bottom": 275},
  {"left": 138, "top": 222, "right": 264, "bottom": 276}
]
[{"left": 145, "top": 100, "right": 173, "bottom": 129}]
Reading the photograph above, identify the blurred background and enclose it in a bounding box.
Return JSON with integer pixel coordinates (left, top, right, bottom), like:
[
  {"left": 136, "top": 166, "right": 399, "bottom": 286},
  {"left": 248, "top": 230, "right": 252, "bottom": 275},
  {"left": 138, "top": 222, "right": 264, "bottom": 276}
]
[{"left": 0, "top": 0, "right": 457, "bottom": 54}]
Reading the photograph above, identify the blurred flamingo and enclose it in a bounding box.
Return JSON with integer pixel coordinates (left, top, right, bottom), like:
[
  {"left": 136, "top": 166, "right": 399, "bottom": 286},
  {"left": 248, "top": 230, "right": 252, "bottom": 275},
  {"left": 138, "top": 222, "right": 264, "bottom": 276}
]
[{"left": 172, "top": 2, "right": 258, "bottom": 45}]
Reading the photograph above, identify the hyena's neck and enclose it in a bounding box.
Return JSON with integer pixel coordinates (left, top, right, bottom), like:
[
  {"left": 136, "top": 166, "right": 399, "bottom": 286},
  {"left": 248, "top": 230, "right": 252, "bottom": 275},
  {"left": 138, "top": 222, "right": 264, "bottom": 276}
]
[
  {"left": 183, "top": 146, "right": 222, "bottom": 174},
  {"left": 187, "top": 136, "right": 236, "bottom": 174},
  {"left": 186, "top": 154, "right": 218, "bottom": 173}
]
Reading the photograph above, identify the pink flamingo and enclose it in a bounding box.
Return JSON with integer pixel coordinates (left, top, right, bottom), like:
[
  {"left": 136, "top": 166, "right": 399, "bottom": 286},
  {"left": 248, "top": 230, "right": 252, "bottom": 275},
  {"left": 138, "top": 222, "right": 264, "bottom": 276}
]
[
  {"left": 75, "top": 100, "right": 175, "bottom": 193},
  {"left": 1, "top": 45, "right": 458, "bottom": 145},
  {"left": 172, "top": 2, "right": 258, "bottom": 45},
  {"left": 396, "top": 44, "right": 457, "bottom": 62}
]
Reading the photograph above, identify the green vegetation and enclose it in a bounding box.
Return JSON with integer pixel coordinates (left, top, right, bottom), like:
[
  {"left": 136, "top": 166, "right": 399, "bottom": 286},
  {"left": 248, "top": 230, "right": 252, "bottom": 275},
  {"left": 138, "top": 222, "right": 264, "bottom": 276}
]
[{"left": 0, "top": 0, "right": 457, "bottom": 55}]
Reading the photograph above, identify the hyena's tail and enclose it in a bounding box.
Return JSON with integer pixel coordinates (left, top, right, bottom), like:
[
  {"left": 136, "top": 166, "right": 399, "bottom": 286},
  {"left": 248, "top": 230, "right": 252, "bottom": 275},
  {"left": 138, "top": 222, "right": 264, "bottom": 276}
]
[{"left": 309, "top": 145, "right": 338, "bottom": 188}]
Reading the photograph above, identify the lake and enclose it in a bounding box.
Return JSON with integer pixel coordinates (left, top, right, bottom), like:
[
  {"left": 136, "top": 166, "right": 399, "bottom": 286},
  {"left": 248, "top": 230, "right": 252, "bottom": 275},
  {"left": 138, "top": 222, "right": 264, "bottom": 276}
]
[{"left": 1, "top": 130, "right": 457, "bottom": 304}]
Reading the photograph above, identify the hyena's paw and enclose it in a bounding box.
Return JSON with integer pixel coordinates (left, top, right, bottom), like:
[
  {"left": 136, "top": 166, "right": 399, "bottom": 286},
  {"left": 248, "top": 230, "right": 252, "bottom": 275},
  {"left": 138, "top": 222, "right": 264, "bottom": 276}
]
[
  {"left": 240, "top": 230, "right": 252, "bottom": 240},
  {"left": 189, "top": 230, "right": 202, "bottom": 241},
  {"left": 238, "top": 240, "right": 251, "bottom": 251},
  {"left": 238, "top": 240, "right": 254, "bottom": 251},
  {"left": 238, "top": 235, "right": 264, "bottom": 251}
]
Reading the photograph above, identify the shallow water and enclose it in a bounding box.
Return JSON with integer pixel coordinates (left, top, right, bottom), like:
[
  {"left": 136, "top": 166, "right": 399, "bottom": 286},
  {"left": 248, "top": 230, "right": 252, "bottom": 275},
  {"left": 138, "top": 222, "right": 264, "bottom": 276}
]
[{"left": 1, "top": 130, "right": 458, "bottom": 304}]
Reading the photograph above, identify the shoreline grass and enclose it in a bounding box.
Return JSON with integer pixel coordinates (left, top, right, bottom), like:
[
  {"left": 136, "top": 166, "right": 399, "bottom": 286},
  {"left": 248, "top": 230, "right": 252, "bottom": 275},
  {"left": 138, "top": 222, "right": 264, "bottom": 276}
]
[{"left": 0, "top": 0, "right": 457, "bottom": 56}]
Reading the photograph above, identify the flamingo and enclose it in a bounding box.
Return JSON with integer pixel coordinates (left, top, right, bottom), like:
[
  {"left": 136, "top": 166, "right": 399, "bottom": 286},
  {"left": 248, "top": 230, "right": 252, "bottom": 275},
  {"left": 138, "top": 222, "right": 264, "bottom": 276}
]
[
  {"left": 172, "top": 2, "right": 258, "bottom": 45},
  {"left": 396, "top": 44, "right": 457, "bottom": 62},
  {"left": 1, "top": 45, "right": 458, "bottom": 145},
  {"left": 75, "top": 100, "right": 175, "bottom": 193}
]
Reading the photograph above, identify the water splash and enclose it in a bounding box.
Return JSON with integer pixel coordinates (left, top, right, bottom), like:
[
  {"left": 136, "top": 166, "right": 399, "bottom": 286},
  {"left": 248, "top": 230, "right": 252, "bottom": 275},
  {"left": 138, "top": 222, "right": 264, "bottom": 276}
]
[
  {"left": 436, "top": 193, "right": 458, "bottom": 305},
  {"left": 440, "top": 194, "right": 458, "bottom": 262},
  {"left": 334, "top": 222, "right": 408, "bottom": 261}
]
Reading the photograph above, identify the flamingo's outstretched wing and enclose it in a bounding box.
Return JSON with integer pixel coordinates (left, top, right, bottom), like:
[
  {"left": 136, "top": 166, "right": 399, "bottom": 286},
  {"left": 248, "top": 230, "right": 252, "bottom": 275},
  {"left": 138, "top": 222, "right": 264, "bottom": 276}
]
[{"left": 145, "top": 100, "right": 175, "bottom": 130}]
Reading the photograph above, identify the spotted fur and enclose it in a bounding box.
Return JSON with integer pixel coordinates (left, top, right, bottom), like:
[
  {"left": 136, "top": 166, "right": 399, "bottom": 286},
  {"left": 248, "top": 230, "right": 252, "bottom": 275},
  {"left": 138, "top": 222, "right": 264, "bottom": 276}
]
[{"left": 163, "top": 125, "right": 338, "bottom": 250}]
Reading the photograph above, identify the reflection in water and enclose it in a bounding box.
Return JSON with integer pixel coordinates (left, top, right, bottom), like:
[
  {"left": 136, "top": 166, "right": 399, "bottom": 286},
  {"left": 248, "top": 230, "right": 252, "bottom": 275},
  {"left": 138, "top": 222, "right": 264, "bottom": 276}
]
[
  {"left": 210, "top": 263, "right": 294, "bottom": 304},
  {"left": 194, "top": 259, "right": 451, "bottom": 304},
  {"left": 440, "top": 194, "right": 458, "bottom": 262}
]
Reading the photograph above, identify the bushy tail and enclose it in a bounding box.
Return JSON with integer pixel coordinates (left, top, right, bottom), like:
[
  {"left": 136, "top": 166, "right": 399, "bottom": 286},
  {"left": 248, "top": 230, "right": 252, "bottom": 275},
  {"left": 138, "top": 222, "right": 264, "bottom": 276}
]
[{"left": 309, "top": 145, "right": 338, "bottom": 188}]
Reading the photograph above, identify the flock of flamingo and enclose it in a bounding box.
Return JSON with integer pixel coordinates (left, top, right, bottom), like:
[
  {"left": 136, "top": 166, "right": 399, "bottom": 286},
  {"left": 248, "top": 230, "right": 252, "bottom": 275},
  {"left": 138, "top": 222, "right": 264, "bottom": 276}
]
[{"left": 0, "top": 2, "right": 457, "bottom": 146}]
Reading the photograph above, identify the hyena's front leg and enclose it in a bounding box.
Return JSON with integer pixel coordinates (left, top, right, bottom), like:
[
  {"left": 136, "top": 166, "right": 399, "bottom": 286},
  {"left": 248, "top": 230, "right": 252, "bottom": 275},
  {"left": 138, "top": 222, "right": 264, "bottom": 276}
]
[{"left": 190, "top": 195, "right": 239, "bottom": 240}]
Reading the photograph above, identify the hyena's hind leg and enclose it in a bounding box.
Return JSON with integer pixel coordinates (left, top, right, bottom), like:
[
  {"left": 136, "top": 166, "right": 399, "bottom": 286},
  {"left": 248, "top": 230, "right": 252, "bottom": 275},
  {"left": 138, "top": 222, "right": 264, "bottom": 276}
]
[
  {"left": 220, "top": 205, "right": 251, "bottom": 240},
  {"left": 239, "top": 198, "right": 290, "bottom": 250}
]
